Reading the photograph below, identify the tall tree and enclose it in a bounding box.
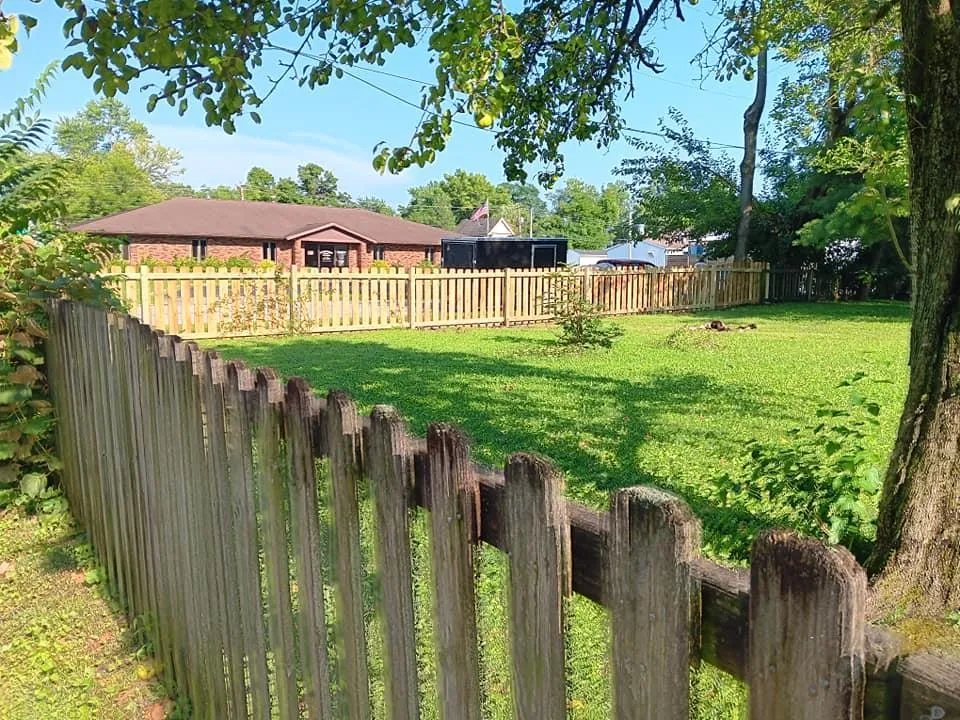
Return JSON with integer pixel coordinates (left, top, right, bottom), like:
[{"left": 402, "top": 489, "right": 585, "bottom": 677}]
[
  {"left": 298, "top": 162, "right": 351, "bottom": 205},
  {"left": 436, "top": 170, "right": 510, "bottom": 223},
  {"left": 401, "top": 183, "right": 456, "bottom": 229},
  {"left": 537, "top": 179, "right": 629, "bottom": 249},
  {"left": 54, "top": 98, "right": 183, "bottom": 184},
  {"left": 244, "top": 166, "right": 276, "bottom": 201},
  {"left": 736, "top": 44, "right": 767, "bottom": 259},
  {"left": 867, "top": 0, "right": 960, "bottom": 614}
]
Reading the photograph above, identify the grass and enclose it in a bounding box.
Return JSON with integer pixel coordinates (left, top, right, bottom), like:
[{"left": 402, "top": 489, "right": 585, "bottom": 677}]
[
  {"left": 213, "top": 301, "right": 910, "bottom": 561},
  {"left": 210, "top": 301, "right": 911, "bottom": 719},
  {"left": 0, "top": 500, "right": 168, "bottom": 719}
]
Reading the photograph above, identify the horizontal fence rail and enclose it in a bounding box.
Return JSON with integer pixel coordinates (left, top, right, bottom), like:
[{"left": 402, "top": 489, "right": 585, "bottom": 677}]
[
  {"left": 45, "top": 300, "right": 960, "bottom": 720},
  {"left": 104, "top": 262, "right": 809, "bottom": 339}
]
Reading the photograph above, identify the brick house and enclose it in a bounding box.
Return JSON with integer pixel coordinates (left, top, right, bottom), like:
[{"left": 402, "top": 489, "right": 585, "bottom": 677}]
[{"left": 71, "top": 197, "right": 455, "bottom": 269}]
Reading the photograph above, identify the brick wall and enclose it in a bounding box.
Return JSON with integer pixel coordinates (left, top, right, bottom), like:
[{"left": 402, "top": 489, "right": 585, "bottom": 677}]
[
  {"left": 128, "top": 236, "right": 295, "bottom": 266},
  {"left": 126, "top": 236, "right": 441, "bottom": 270}
]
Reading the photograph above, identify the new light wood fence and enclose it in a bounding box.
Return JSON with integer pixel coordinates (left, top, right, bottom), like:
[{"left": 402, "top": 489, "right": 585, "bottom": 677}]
[
  {"left": 46, "top": 300, "right": 959, "bottom": 720},
  {"left": 105, "top": 261, "right": 791, "bottom": 339}
]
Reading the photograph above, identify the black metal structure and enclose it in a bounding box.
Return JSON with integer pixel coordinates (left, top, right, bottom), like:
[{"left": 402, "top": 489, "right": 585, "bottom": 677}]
[{"left": 441, "top": 236, "right": 568, "bottom": 269}]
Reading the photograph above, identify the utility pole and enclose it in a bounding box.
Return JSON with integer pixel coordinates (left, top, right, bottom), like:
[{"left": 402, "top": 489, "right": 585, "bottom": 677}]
[
  {"left": 529, "top": 205, "right": 534, "bottom": 237},
  {"left": 239, "top": 184, "right": 245, "bottom": 201}
]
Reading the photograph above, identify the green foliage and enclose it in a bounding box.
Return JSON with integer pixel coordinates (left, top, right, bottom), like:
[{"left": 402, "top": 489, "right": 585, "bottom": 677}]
[
  {"left": 536, "top": 180, "right": 630, "bottom": 249},
  {"left": 133, "top": 255, "right": 271, "bottom": 271},
  {"left": 710, "top": 373, "right": 885, "bottom": 560},
  {"left": 617, "top": 111, "right": 740, "bottom": 244},
  {"left": 356, "top": 196, "right": 395, "bottom": 216},
  {"left": 0, "top": 234, "right": 121, "bottom": 506},
  {"left": 55, "top": 0, "right": 687, "bottom": 182},
  {"left": 543, "top": 268, "right": 624, "bottom": 349},
  {"left": 0, "top": 80, "right": 122, "bottom": 507},
  {"left": 401, "top": 182, "right": 457, "bottom": 229}
]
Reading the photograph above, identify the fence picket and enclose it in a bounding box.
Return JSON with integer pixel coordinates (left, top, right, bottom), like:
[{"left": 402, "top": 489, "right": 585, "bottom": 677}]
[
  {"left": 504, "top": 453, "right": 570, "bottom": 720},
  {"left": 367, "top": 406, "right": 421, "bottom": 720},
  {"left": 425, "top": 424, "right": 482, "bottom": 720},
  {"left": 326, "top": 391, "right": 373, "bottom": 720},
  {"left": 607, "top": 487, "right": 700, "bottom": 720},
  {"left": 749, "top": 530, "right": 867, "bottom": 719},
  {"left": 284, "top": 378, "right": 335, "bottom": 720}
]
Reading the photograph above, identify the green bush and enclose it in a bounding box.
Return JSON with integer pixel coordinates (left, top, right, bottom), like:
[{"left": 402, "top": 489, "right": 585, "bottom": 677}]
[
  {"left": 543, "top": 268, "right": 624, "bottom": 349},
  {"left": 1, "top": 234, "right": 121, "bottom": 507},
  {"left": 709, "top": 373, "right": 884, "bottom": 561},
  {"left": 0, "top": 74, "right": 121, "bottom": 508}
]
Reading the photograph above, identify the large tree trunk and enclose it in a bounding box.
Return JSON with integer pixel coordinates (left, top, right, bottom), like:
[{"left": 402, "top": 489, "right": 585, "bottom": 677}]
[
  {"left": 734, "top": 45, "right": 768, "bottom": 261},
  {"left": 868, "top": 0, "right": 960, "bottom": 616}
]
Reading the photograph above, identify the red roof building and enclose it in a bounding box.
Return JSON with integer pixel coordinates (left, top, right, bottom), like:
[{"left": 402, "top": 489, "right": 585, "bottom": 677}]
[{"left": 72, "top": 197, "right": 456, "bottom": 269}]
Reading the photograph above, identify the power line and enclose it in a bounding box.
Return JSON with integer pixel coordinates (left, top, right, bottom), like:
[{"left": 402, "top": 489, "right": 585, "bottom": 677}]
[{"left": 623, "top": 127, "right": 745, "bottom": 150}]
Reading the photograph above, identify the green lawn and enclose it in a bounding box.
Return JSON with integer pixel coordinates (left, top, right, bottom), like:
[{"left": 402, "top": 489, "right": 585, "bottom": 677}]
[
  {"left": 214, "top": 302, "right": 909, "bottom": 560},
  {"left": 0, "top": 506, "right": 168, "bottom": 719}
]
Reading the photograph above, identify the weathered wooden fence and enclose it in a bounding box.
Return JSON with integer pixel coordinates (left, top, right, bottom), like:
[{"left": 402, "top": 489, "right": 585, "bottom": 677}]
[
  {"left": 105, "top": 261, "right": 793, "bottom": 339},
  {"left": 48, "top": 300, "right": 959, "bottom": 720}
]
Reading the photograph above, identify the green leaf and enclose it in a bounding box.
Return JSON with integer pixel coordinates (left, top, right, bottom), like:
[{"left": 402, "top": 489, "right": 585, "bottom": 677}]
[{"left": 19, "top": 472, "right": 47, "bottom": 498}]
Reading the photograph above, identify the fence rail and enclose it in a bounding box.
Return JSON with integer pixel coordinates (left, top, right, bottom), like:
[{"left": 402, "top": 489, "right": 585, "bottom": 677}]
[
  {"left": 105, "top": 262, "right": 803, "bottom": 339},
  {"left": 46, "top": 300, "right": 960, "bottom": 720}
]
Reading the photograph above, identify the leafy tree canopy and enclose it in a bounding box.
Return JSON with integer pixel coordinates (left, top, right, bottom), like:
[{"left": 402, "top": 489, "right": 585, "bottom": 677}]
[{"left": 54, "top": 0, "right": 690, "bottom": 183}]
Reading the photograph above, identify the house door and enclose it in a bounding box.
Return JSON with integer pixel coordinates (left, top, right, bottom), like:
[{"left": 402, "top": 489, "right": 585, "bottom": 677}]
[{"left": 304, "top": 242, "right": 349, "bottom": 268}]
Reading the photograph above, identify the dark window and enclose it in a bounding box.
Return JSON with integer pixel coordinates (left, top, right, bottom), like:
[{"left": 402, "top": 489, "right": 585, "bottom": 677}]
[
  {"left": 191, "top": 238, "right": 208, "bottom": 260},
  {"left": 120, "top": 242, "right": 130, "bottom": 261},
  {"left": 373, "top": 246, "right": 385, "bottom": 261},
  {"left": 262, "top": 241, "right": 277, "bottom": 261},
  {"left": 424, "top": 247, "right": 436, "bottom": 263}
]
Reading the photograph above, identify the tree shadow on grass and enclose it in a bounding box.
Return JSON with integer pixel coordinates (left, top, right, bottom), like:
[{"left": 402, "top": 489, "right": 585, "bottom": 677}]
[{"left": 215, "top": 337, "right": 794, "bottom": 547}]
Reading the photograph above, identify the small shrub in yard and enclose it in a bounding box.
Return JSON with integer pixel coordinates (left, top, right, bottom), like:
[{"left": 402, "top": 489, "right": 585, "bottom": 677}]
[
  {"left": 709, "top": 373, "right": 885, "bottom": 561},
  {"left": 543, "top": 268, "right": 624, "bottom": 349}
]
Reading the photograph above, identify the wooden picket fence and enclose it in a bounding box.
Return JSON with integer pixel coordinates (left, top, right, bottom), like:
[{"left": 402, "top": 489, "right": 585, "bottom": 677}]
[
  {"left": 46, "top": 300, "right": 959, "bottom": 720},
  {"left": 104, "top": 261, "right": 788, "bottom": 339}
]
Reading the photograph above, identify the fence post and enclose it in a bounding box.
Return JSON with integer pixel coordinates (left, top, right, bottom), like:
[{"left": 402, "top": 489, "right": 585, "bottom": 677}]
[
  {"left": 408, "top": 266, "right": 417, "bottom": 329},
  {"left": 581, "top": 266, "right": 593, "bottom": 303},
  {"left": 288, "top": 263, "right": 299, "bottom": 330},
  {"left": 749, "top": 530, "right": 866, "bottom": 719},
  {"left": 139, "top": 265, "right": 150, "bottom": 323},
  {"left": 503, "top": 267, "right": 513, "bottom": 327},
  {"left": 710, "top": 268, "right": 718, "bottom": 309},
  {"left": 608, "top": 487, "right": 700, "bottom": 720},
  {"left": 764, "top": 263, "right": 771, "bottom": 303}
]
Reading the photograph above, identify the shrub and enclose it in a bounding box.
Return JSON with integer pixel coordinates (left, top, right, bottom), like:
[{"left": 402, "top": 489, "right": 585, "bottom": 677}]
[
  {"left": 709, "top": 373, "right": 884, "bottom": 560},
  {"left": 542, "top": 267, "right": 624, "bottom": 349},
  {"left": 1, "top": 234, "right": 121, "bottom": 506},
  {"left": 371, "top": 259, "right": 391, "bottom": 270}
]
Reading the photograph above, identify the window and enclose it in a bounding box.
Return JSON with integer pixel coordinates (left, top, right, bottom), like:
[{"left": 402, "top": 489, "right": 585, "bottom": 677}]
[
  {"left": 120, "top": 242, "right": 130, "bottom": 261},
  {"left": 191, "top": 238, "right": 208, "bottom": 260},
  {"left": 262, "top": 242, "right": 277, "bottom": 261},
  {"left": 424, "top": 247, "right": 437, "bottom": 263},
  {"left": 373, "top": 246, "right": 385, "bottom": 261}
]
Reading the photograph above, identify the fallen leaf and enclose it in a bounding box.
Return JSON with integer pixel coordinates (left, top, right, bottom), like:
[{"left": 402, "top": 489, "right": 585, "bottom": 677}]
[{"left": 0, "top": 560, "right": 15, "bottom": 580}]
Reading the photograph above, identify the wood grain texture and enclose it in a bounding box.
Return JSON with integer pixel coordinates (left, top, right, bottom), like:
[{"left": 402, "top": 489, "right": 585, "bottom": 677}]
[
  {"left": 367, "top": 406, "right": 421, "bottom": 720},
  {"left": 608, "top": 487, "right": 700, "bottom": 720},
  {"left": 326, "top": 390, "right": 372, "bottom": 720},
  {"left": 504, "top": 453, "right": 570, "bottom": 720},
  {"left": 899, "top": 653, "right": 960, "bottom": 719},
  {"left": 284, "top": 378, "right": 334, "bottom": 720},
  {"left": 749, "top": 530, "right": 867, "bottom": 720},
  {"left": 425, "top": 423, "right": 482, "bottom": 720},
  {"left": 254, "top": 369, "right": 300, "bottom": 720}
]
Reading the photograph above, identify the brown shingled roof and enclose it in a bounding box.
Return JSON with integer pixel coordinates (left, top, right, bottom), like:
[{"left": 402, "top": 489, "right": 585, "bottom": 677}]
[{"left": 71, "top": 197, "right": 456, "bottom": 246}]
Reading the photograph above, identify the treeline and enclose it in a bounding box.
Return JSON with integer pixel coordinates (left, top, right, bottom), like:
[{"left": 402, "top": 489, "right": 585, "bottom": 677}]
[{"left": 51, "top": 100, "right": 633, "bottom": 250}]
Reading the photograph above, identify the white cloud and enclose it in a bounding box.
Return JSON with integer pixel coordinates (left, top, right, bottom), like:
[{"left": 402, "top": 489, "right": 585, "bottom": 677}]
[{"left": 147, "top": 124, "right": 419, "bottom": 204}]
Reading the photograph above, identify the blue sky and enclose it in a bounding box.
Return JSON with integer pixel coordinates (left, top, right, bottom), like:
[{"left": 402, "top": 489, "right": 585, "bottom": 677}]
[{"left": 2, "top": 1, "right": 789, "bottom": 207}]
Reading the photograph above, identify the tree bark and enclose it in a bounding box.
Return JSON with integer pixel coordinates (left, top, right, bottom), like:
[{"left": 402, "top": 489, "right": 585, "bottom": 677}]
[
  {"left": 868, "top": 0, "right": 960, "bottom": 616},
  {"left": 734, "top": 45, "right": 768, "bottom": 261}
]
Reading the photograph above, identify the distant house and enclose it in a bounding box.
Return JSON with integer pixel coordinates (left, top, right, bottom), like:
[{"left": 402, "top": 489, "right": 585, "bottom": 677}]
[
  {"left": 454, "top": 216, "right": 516, "bottom": 238},
  {"left": 606, "top": 239, "right": 668, "bottom": 268},
  {"left": 71, "top": 197, "right": 455, "bottom": 269},
  {"left": 566, "top": 248, "right": 608, "bottom": 266}
]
